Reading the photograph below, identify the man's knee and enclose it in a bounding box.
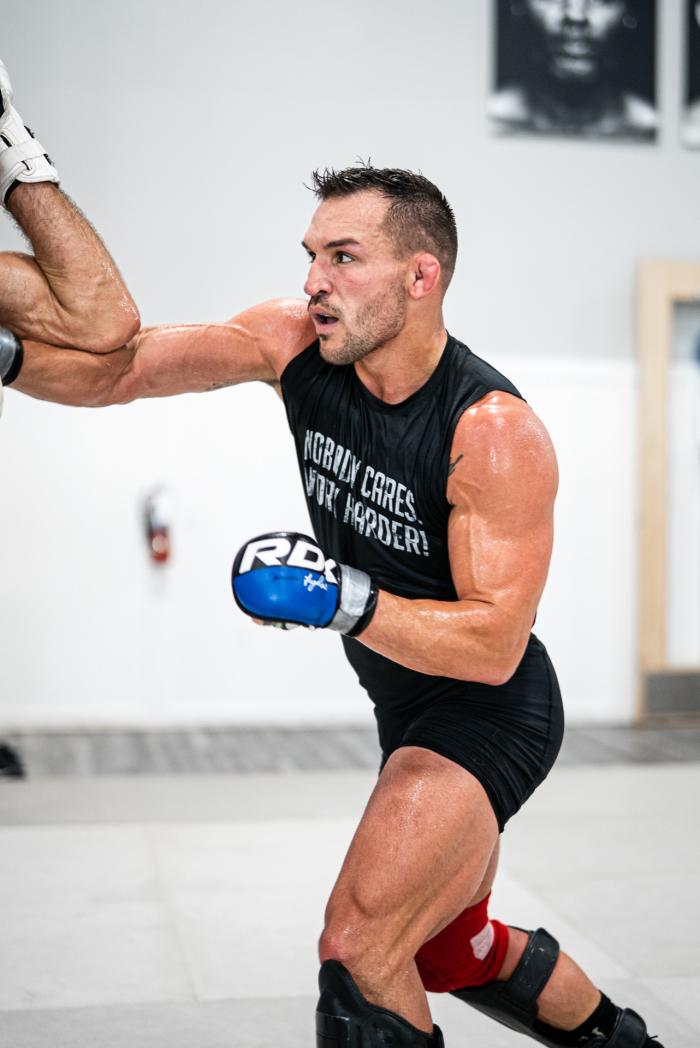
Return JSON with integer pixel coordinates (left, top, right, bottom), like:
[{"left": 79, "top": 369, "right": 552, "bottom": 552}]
[
  {"left": 415, "top": 893, "right": 510, "bottom": 993},
  {"left": 319, "top": 910, "right": 379, "bottom": 971},
  {"left": 319, "top": 895, "right": 413, "bottom": 975}
]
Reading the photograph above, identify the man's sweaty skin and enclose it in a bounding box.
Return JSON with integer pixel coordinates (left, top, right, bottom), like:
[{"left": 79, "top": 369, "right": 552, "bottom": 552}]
[
  {"left": 1, "top": 183, "right": 139, "bottom": 350},
  {"left": 14, "top": 192, "right": 554, "bottom": 686},
  {"left": 12, "top": 300, "right": 312, "bottom": 405},
  {"left": 4, "top": 184, "right": 601, "bottom": 1034},
  {"left": 358, "top": 391, "right": 558, "bottom": 684}
]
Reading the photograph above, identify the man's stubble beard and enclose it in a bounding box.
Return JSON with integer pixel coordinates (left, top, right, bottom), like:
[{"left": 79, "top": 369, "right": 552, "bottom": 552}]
[{"left": 319, "top": 282, "right": 407, "bottom": 367}]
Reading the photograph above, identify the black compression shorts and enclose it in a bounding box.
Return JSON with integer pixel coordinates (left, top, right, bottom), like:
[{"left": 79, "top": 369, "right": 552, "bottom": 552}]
[{"left": 376, "top": 634, "right": 564, "bottom": 832}]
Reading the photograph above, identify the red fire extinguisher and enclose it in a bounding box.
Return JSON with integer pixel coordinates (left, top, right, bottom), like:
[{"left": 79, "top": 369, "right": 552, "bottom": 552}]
[{"left": 144, "top": 487, "right": 172, "bottom": 565}]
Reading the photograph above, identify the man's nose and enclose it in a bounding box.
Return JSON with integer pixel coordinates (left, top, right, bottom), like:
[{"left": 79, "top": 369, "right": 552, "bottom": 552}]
[
  {"left": 304, "top": 259, "right": 333, "bottom": 298},
  {"left": 562, "top": 0, "right": 590, "bottom": 24}
]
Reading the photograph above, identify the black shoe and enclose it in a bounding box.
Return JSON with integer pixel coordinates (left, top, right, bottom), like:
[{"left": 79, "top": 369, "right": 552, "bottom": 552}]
[{"left": 588, "top": 1008, "right": 664, "bottom": 1047}]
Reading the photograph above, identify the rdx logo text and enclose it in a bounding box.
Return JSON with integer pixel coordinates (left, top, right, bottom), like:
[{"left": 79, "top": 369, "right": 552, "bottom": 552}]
[{"left": 240, "top": 536, "right": 338, "bottom": 584}]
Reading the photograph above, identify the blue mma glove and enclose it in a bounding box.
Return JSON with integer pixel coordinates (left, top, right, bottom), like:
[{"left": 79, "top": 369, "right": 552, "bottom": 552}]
[{"left": 232, "top": 532, "right": 377, "bottom": 637}]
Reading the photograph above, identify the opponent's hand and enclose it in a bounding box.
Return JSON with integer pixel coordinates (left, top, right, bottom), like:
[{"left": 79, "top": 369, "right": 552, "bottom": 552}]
[
  {"left": 0, "top": 60, "right": 59, "bottom": 204},
  {"left": 231, "top": 532, "right": 377, "bottom": 637}
]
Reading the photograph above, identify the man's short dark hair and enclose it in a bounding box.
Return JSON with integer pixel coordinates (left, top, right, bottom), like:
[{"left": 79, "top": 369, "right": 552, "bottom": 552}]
[{"left": 310, "top": 165, "right": 458, "bottom": 290}]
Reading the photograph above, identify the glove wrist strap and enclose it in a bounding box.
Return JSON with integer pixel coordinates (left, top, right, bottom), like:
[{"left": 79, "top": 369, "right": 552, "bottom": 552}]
[
  {"left": 344, "top": 586, "right": 378, "bottom": 638},
  {"left": 0, "top": 73, "right": 60, "bottom": 203},
  {"left": 329, "top": 565, "right": 378, "bottom": 636}
]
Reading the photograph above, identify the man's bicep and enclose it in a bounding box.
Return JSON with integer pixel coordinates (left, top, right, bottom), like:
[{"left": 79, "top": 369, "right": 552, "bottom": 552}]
[
  {"left": 448, "top": 499, "right": 554, "bottom": 613},
  {"left": 447, "top": 397, "right": 557, "bottom": 616},
  {"left": 110, "top": 322, "right": 269, "bottom": 402}
]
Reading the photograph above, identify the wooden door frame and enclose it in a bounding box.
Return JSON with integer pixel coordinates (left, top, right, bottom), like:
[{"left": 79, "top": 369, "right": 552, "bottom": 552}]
[{"left": 637, "top": 260, "right": 700, "bottom": 720}]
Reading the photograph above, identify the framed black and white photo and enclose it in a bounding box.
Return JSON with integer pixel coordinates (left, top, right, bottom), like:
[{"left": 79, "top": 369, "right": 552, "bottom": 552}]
[
  {"left": 682, "top": 1, "right": 700, "bottom": 147},
  {"left": 489, "top": 0, "right": 658, "bottom": 141}
]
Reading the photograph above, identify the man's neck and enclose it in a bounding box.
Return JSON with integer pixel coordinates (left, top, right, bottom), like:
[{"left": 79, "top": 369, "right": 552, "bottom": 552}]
[{"left": 353, "top": 321, "right": 448, "bottom": 405}]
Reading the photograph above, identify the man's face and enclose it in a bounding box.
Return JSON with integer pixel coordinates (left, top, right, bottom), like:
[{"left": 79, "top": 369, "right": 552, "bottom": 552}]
[
  {"left": 302, "top": 191, "right": 408, "bottom": 366},
  {"left": 525, "top": 0, "right": 627, "bottom": 82}
]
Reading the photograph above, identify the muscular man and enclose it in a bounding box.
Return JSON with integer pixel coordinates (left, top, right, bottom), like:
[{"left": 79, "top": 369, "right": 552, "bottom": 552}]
[{"left": 1, "top": 62, "right": 661, "bottom": 1048}]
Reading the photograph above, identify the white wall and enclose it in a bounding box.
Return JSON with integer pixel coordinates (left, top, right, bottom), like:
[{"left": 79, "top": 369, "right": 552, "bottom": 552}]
[{"left": 1, "top": 1, "right": 698, "bottom": 727}]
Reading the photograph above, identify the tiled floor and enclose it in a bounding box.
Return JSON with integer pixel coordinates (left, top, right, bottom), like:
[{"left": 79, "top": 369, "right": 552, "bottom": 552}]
[
  {"left": 0, "top": 752, "right": 698, "bottom": 1045},
  {"left": 4, "top": 721, "right": 700, "bottom": 777}
]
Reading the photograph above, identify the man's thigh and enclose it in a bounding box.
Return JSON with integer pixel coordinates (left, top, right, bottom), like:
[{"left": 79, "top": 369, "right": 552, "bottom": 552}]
[{"left": 322, "top": 745, "right": 500, "bottom": 960}]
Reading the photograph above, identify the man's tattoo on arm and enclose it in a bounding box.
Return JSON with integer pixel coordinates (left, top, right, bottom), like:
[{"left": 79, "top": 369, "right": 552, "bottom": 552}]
[
  {"left": 206, "top": 378, "right": 281, "bottom": 395},
  {"left": 448, "top": 453, "right": 464, "bottom": 476}
]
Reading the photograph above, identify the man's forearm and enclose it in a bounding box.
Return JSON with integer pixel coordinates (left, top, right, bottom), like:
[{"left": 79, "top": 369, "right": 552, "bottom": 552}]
[
  {"left": 357, "top": 590, "right": 531, "bottom": 686},
  {"left": 12, "top": 339, "right": 133, "bottom": 406}
]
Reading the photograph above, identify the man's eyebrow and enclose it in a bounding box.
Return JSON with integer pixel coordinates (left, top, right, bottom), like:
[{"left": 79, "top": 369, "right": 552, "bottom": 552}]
[
  {"left": 301, "top": 238, "right": 361, "bottom": 252},
  {"left": 324, "top": 237, "right": 361, "bottom": 249}
]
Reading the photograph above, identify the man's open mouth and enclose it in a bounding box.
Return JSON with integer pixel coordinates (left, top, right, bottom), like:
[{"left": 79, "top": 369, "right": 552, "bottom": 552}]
[{"left": 313, "top": 312, "right": 339, "bottom": 327}]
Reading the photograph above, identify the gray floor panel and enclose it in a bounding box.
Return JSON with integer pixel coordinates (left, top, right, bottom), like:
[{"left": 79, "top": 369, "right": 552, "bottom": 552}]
[
  {"left": 4, "top": 722, "right": 700, "bottom": 778},
  {"left": 1, "top": 754, "right": 698, "bottom": 1046},
  {"left": 2, "top": 986, "right": 697, "bottom": 1048},
  {"left": 0, "top": 997, "right": 318, "bottom": 1048},
  {"left": 0, "top": 770, "right": 376, "bottom": 826}
]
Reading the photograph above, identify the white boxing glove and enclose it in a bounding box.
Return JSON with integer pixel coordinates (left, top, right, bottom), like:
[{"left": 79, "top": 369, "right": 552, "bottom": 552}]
[{"left": 0, "top": 59, "right": 59, "bottom": 205}]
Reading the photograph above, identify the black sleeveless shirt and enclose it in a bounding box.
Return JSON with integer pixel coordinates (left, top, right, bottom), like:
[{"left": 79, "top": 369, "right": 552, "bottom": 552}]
[{"left": 280, "top": 334, "right": 524, "bottom": 716}]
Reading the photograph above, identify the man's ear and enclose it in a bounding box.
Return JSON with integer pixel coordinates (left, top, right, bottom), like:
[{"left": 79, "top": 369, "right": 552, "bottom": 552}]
[{"left": 407, "top": 253, "right": 442, "bottom": 300}]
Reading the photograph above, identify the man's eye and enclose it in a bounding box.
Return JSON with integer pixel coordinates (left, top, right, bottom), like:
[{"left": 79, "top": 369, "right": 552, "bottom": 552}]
[
  {"left": 306, "top": 253, "right": 316, "bottom": 264},
  {"left": 335, "top": 252, "right": 354, "bottom": 264}
]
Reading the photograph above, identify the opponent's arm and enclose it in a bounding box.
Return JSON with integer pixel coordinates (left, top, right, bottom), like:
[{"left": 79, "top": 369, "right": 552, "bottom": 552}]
[
  {"left": 10, "top": 298, "right": 314, "bottom": 406},
  {"left": 358, "top": 394, "right": 558, "bottom": 683},
  {"left": 0, "top": 61, "right": 140, "bottom": 352}
]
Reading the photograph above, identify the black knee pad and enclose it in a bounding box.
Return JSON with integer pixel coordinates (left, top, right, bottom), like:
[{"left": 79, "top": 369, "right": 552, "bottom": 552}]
[
  {"left": 450, "top": 928, "right": 658, "bottom": 1047},
  {"left": 316, "top": 959, "right": 444, "bottom": 1047},
  {"left": 450, "top": 927, "right": 559, "bottom": 1043}
]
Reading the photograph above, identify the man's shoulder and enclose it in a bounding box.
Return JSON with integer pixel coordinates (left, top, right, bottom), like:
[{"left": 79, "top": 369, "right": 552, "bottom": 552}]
[
  {"left": 448, "top": 392, "right": 557, "bottom": 505},
  {"left": 228, "top": 298, "right": 315, "bottom": 378},
  {"left": 232, "top": 297, "right": 311, "bottom": 339},
  {"left": 452, "top": 392, "right": 553, "bottom": 472},
  {"left": 457, "top": 389, "right": 533, "bottom": 436}
]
